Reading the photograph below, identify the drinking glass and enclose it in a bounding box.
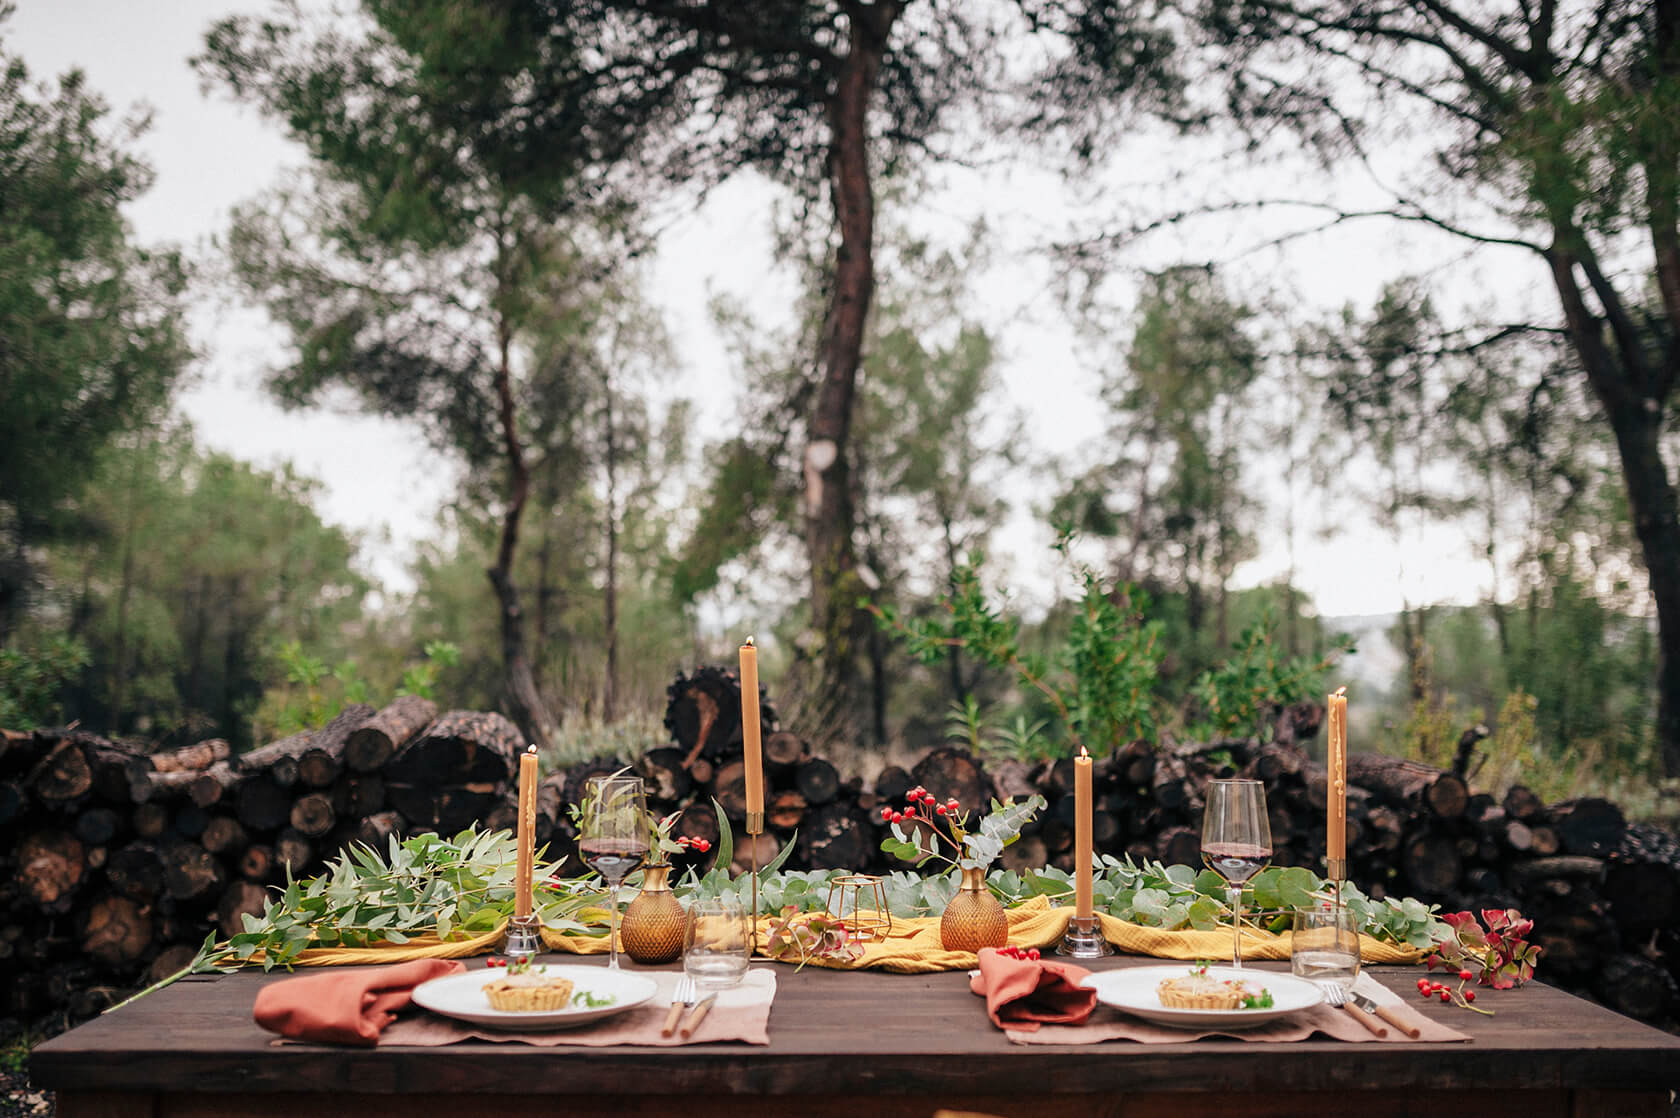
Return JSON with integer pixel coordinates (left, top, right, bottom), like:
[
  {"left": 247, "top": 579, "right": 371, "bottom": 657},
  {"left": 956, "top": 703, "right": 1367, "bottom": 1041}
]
[
  {"left": 1200, "top": 778, "right": 1273, "bottom": 969},
  {"left": 683, "top": 895, "right": 752, "bottom": 989},
  {"left": 1291, "top": 903, "right": 1361, "bottom": 993},
  {"left": 579, "top": 775, "right": 649, "bottom": 970}
]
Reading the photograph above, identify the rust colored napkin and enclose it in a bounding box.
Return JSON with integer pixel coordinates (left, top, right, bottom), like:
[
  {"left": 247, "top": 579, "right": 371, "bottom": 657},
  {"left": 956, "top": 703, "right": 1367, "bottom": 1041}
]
[
  {"left": 254, "top": 959, "right": 466, "bottom": 1047},
  {"left": 375, "top": 967, "right": 776, "bottom": 1047},
  {"left": 968, "top": 947, "right": 1098, "bottom": 1031}
]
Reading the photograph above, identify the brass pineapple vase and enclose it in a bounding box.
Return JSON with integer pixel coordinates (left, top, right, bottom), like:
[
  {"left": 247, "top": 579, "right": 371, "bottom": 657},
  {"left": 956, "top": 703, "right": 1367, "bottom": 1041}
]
[
  {"left": 621, "top": 864, "right": 686, "bottom": 964},
  {"left": 940, "top": 865, "right": 1008, "bottom": 953}
]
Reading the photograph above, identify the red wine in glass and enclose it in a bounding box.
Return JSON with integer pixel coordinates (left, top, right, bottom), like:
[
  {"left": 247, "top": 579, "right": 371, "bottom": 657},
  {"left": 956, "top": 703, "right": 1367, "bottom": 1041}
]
[
  {"left": 581, "top": 774, "right": 647, "bottom": 970},
  {"left": 1202, "top": 842, "right": 1273, "bottom": 884},
  {"left": 579, "top": 838, "right": 650, "bottom": 886},
  {"left": 1200, "top": 779, "right": 1273, "bottom": 968}
]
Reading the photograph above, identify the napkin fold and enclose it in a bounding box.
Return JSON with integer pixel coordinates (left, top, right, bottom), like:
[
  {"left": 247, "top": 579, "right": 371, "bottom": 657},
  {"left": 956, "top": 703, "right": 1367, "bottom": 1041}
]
[
  {"left": 254, "top": 958, "right": 466, "bottom": 1046},
  {"left": 969, "top": 947, "right": 1098, "bottom": 1031}
]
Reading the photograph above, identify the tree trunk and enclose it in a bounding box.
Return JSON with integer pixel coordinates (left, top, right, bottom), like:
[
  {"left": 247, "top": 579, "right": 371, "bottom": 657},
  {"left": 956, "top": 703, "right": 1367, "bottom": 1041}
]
[
  {"left": 941, "top": 515, "right": 968, "bottom": 705},
  {"left": 1599, "top": 396, "right": 1680, "bottom": 776},
  {"left": 603, "top": 368, "right": 620, "bottom": 724},
  {"left": 110, "top": 486, "right": 140, "bottom": 732},
  {"left": 1546, "top": 228, "right": 1680, "bottom": 775},
  {"left": 487, "top": 298, "right": 558, "bottom": 750},
  {"left": 803, "top": 3, "right": 899, "bottom": 725}
]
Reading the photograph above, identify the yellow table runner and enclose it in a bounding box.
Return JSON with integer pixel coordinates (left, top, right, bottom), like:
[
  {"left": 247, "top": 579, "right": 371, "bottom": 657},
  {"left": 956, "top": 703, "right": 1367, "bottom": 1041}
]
[
  {"left": 539, "top": 896, "right": 1422, "bottom": 972},
  {"left": 236, "top": 900, "right": 1421, "bottom": 971}
]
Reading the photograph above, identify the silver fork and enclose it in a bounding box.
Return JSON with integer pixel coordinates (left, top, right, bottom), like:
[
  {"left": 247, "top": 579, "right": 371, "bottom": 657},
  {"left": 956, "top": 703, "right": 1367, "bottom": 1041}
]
[
  {"left": 661, "top": 975, "right": 696, "bottom": 1037},
  {"left": 1319, "top": 981, "right": 1387, "bottom": 1036}
]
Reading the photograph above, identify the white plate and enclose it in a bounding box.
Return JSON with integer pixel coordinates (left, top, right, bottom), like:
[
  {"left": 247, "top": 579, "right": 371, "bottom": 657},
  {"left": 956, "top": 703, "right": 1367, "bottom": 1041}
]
[
  {"left": 411, "top": 965, "right": 659, "bottom": 1030},
  {"left": 1080, "top": 965, "right": 1323, "bottom": 1029}
]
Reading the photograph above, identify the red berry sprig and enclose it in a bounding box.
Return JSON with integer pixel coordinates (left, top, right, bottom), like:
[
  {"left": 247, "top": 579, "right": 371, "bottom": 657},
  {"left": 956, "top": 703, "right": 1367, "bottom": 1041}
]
[
  {"left": 994, "top": 946, "right": 1041, "bottom": 961},
  {"left": 1417, "top": 969, "right": 1490, "bottom": 1015},
  {"left": 486, "top": 956, "right": 507, "bottom": 968},
  {"left": 675, "top": 836, "right": 712, "bottom": 854},
  {"left": 879, "top": 786, "right": 965, "bottom": 828}
]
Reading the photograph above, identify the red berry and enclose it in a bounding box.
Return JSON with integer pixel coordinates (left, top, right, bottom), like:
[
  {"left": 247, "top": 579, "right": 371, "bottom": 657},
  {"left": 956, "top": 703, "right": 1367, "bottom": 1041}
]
[
  {"left": 1464, "top": 990, "right": 1475, "bottom": 1002},
  {"left": 1028, "top": 948, "right": 1040, "bottom": 960},
  {"left": 890, "top": 811, "right": 903, "bottom": 823},
  {"left": 1439, "top": 991, "right": 1451, "bottom": 1003},
  {"left": 947, "top": 798, "right": 959, "bottom": 809},
  {"left": 936, "top": 805, "right": 948, "bottom": 815},
  {"left": 1416, "top": 978, "right": 1429, "bottom": 990},
  {"left": 1458, "top": 969, "right": 1472, "bottom": 981}
]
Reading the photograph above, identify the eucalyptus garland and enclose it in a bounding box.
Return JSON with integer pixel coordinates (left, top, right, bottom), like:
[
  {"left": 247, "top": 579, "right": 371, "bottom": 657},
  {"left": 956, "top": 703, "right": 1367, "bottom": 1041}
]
[
  {"left": 683, "top": 857, "right": 1442, "bottom": 949},
  {"left": 181, "top": 814, "right": 1441, "bottom": 986},
  {"left": 191, "top": 828, "right": 599, "bottom": 973}
]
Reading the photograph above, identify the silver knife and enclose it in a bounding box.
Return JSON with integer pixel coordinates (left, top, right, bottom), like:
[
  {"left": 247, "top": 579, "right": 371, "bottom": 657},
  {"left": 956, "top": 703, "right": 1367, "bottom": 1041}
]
[
  {"left": 679, "top": 992, "right": 718, "bottom": 1039},
  {"left": 1349, "top": 990, "right": 1421, "bottom": 1037}
]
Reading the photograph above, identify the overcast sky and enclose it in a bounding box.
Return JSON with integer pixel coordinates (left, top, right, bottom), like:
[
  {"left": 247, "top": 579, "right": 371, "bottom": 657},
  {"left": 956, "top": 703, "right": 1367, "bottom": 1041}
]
[{"left": 7, "top": 0, "right": 1552, "bottom": 641}]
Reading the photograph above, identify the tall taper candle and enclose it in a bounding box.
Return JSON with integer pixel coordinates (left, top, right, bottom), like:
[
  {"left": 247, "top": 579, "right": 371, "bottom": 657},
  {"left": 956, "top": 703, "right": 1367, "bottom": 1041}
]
[
  {"left": 515, "top": 744, "right": 538, "bottom": 919},
  {"left": 1074, "top": 746, "right": 1094, "bottom": 920},
  {"left": 1327, "top": 687, "right": 1348, "bottom": 867},
  {"left": 740, "top": 637, "right": 764, "bottom": 822}
]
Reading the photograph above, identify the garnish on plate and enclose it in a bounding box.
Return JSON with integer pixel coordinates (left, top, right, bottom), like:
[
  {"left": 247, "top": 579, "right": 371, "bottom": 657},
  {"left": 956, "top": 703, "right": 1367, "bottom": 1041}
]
[{"left": 571, "top": 988, "right": 616, "bottom": 1009}]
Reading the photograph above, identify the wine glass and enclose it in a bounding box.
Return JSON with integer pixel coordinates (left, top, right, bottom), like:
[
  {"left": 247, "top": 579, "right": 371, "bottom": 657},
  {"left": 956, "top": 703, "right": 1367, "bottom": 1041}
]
[
  {"left": 1200, "top": 778, "right": 1273, "bottom": 969},
  {"left": 579, "top": 774, "right": 649, "bottom": 970}
]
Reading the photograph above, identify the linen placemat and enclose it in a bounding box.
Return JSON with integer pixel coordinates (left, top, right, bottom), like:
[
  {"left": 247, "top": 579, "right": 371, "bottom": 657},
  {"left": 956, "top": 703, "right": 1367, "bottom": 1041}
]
[
  {"left": 376, "top": 967, "right": 775, "bottom": 1047},
  {"left": 1004, "top": 973, "right": 1468, "bottom": 1045}
]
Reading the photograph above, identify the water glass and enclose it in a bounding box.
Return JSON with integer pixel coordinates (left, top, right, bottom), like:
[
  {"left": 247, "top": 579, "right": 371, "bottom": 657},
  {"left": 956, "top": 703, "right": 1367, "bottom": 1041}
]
[
  {"left": 683, "top": 896, "right": 751, "bottom": 989},
  {"left": 1291, "top": 903, "right": 1361, "bottom": 992}
]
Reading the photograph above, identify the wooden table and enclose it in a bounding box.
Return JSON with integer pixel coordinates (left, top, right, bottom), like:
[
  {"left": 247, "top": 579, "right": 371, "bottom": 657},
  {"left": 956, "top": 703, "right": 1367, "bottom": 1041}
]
[{"left": 32, "top": 955, "right": 1680, "bottom": 1118}]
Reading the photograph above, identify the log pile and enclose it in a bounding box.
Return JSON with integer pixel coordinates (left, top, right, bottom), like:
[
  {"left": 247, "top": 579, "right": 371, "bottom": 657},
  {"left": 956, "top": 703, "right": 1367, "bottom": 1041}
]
[
  {"left": 4, "top": 687, "right": 1678, "bottom": 1041},
  {"left": 0, "top": 695, "right": 501, "bottom": 1036}
]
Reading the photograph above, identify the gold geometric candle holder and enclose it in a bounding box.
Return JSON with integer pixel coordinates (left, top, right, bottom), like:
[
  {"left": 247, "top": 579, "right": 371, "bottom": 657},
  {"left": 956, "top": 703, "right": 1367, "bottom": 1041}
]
[{"left": 824, "top": 874, "right": 892, "bottom": 942}]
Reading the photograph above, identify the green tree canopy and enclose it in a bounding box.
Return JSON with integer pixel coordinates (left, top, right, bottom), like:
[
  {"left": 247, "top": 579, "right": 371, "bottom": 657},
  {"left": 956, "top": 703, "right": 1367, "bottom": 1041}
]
[{"left": 0, "top": 20, "right": 191, "bottom": 637}]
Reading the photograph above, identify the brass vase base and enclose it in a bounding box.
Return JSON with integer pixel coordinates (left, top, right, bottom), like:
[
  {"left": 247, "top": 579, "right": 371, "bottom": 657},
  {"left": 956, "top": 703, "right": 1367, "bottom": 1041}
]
[
  {"left": 1057, "top": 914, "right": 1112, "bottom": 958},
  {"left": 621, "top": 864, "right": 686, "bottom": 965}
]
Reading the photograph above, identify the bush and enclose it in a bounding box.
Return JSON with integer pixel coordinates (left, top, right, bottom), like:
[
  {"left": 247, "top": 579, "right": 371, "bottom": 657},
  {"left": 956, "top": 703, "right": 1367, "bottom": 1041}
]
[{"left": 0, "top": 637, "right": 90, "bottom": 729}]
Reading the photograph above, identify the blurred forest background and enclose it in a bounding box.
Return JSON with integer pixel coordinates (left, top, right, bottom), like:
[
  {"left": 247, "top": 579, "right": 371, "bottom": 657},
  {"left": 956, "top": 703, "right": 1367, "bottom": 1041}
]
[{"left": 3, "top": 0, "right": 1677, "bottom": 821}]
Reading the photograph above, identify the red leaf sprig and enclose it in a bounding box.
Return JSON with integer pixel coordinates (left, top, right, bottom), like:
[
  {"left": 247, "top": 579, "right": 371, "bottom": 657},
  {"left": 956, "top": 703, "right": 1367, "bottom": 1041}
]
[{"left": 1427, "top": 908, "right": 1541, "bottom": 991}]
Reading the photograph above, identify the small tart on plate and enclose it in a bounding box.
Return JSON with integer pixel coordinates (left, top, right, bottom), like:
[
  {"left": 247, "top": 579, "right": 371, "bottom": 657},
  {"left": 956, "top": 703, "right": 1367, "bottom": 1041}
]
[
  {"left": 1156, "top": 964, "right": 1268, "bottom": 1010},
  {"left": 482, "top": 958, "right": 575, "bottom": 1012}
]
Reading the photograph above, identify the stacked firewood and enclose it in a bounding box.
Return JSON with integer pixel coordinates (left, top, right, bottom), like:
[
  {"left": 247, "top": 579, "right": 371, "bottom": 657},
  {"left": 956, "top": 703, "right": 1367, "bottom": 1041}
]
[
  {"left": 0, "top": 695, "right": 508, "bottom": 1035},
  {"left": 3, "top": 678, "right": 1677, "bottom": 1038}
]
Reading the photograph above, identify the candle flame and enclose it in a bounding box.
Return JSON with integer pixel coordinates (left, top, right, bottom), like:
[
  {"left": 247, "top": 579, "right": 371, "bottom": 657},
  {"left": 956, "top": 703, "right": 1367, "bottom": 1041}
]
[
  {"left": 526, "top": 743, "right": 538, "bottom": 754},
  {"left": 1333, "top": 685, "right": 1347, "bottom": 698},
  {"left": 1079, "top": 746, "right": 1089, "bottom": 759},
  {"left": 744, "top": 635, "right": 755, "bottom": 647}
]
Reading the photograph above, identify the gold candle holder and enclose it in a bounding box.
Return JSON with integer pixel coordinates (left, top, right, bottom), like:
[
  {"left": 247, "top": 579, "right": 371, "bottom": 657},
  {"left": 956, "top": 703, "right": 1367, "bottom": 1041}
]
[
  {"left": 824, "top": 874, "right": 892, "bottom": 942},
  {"left": 746, "top": 810, "right": 764, "bottom": 955}
]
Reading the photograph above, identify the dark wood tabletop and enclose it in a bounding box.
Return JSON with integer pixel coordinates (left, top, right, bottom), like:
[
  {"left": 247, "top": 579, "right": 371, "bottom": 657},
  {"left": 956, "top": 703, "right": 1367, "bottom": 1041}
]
[{"left": 32, "top": 954, "right": 1680, "bottom": 1118}]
